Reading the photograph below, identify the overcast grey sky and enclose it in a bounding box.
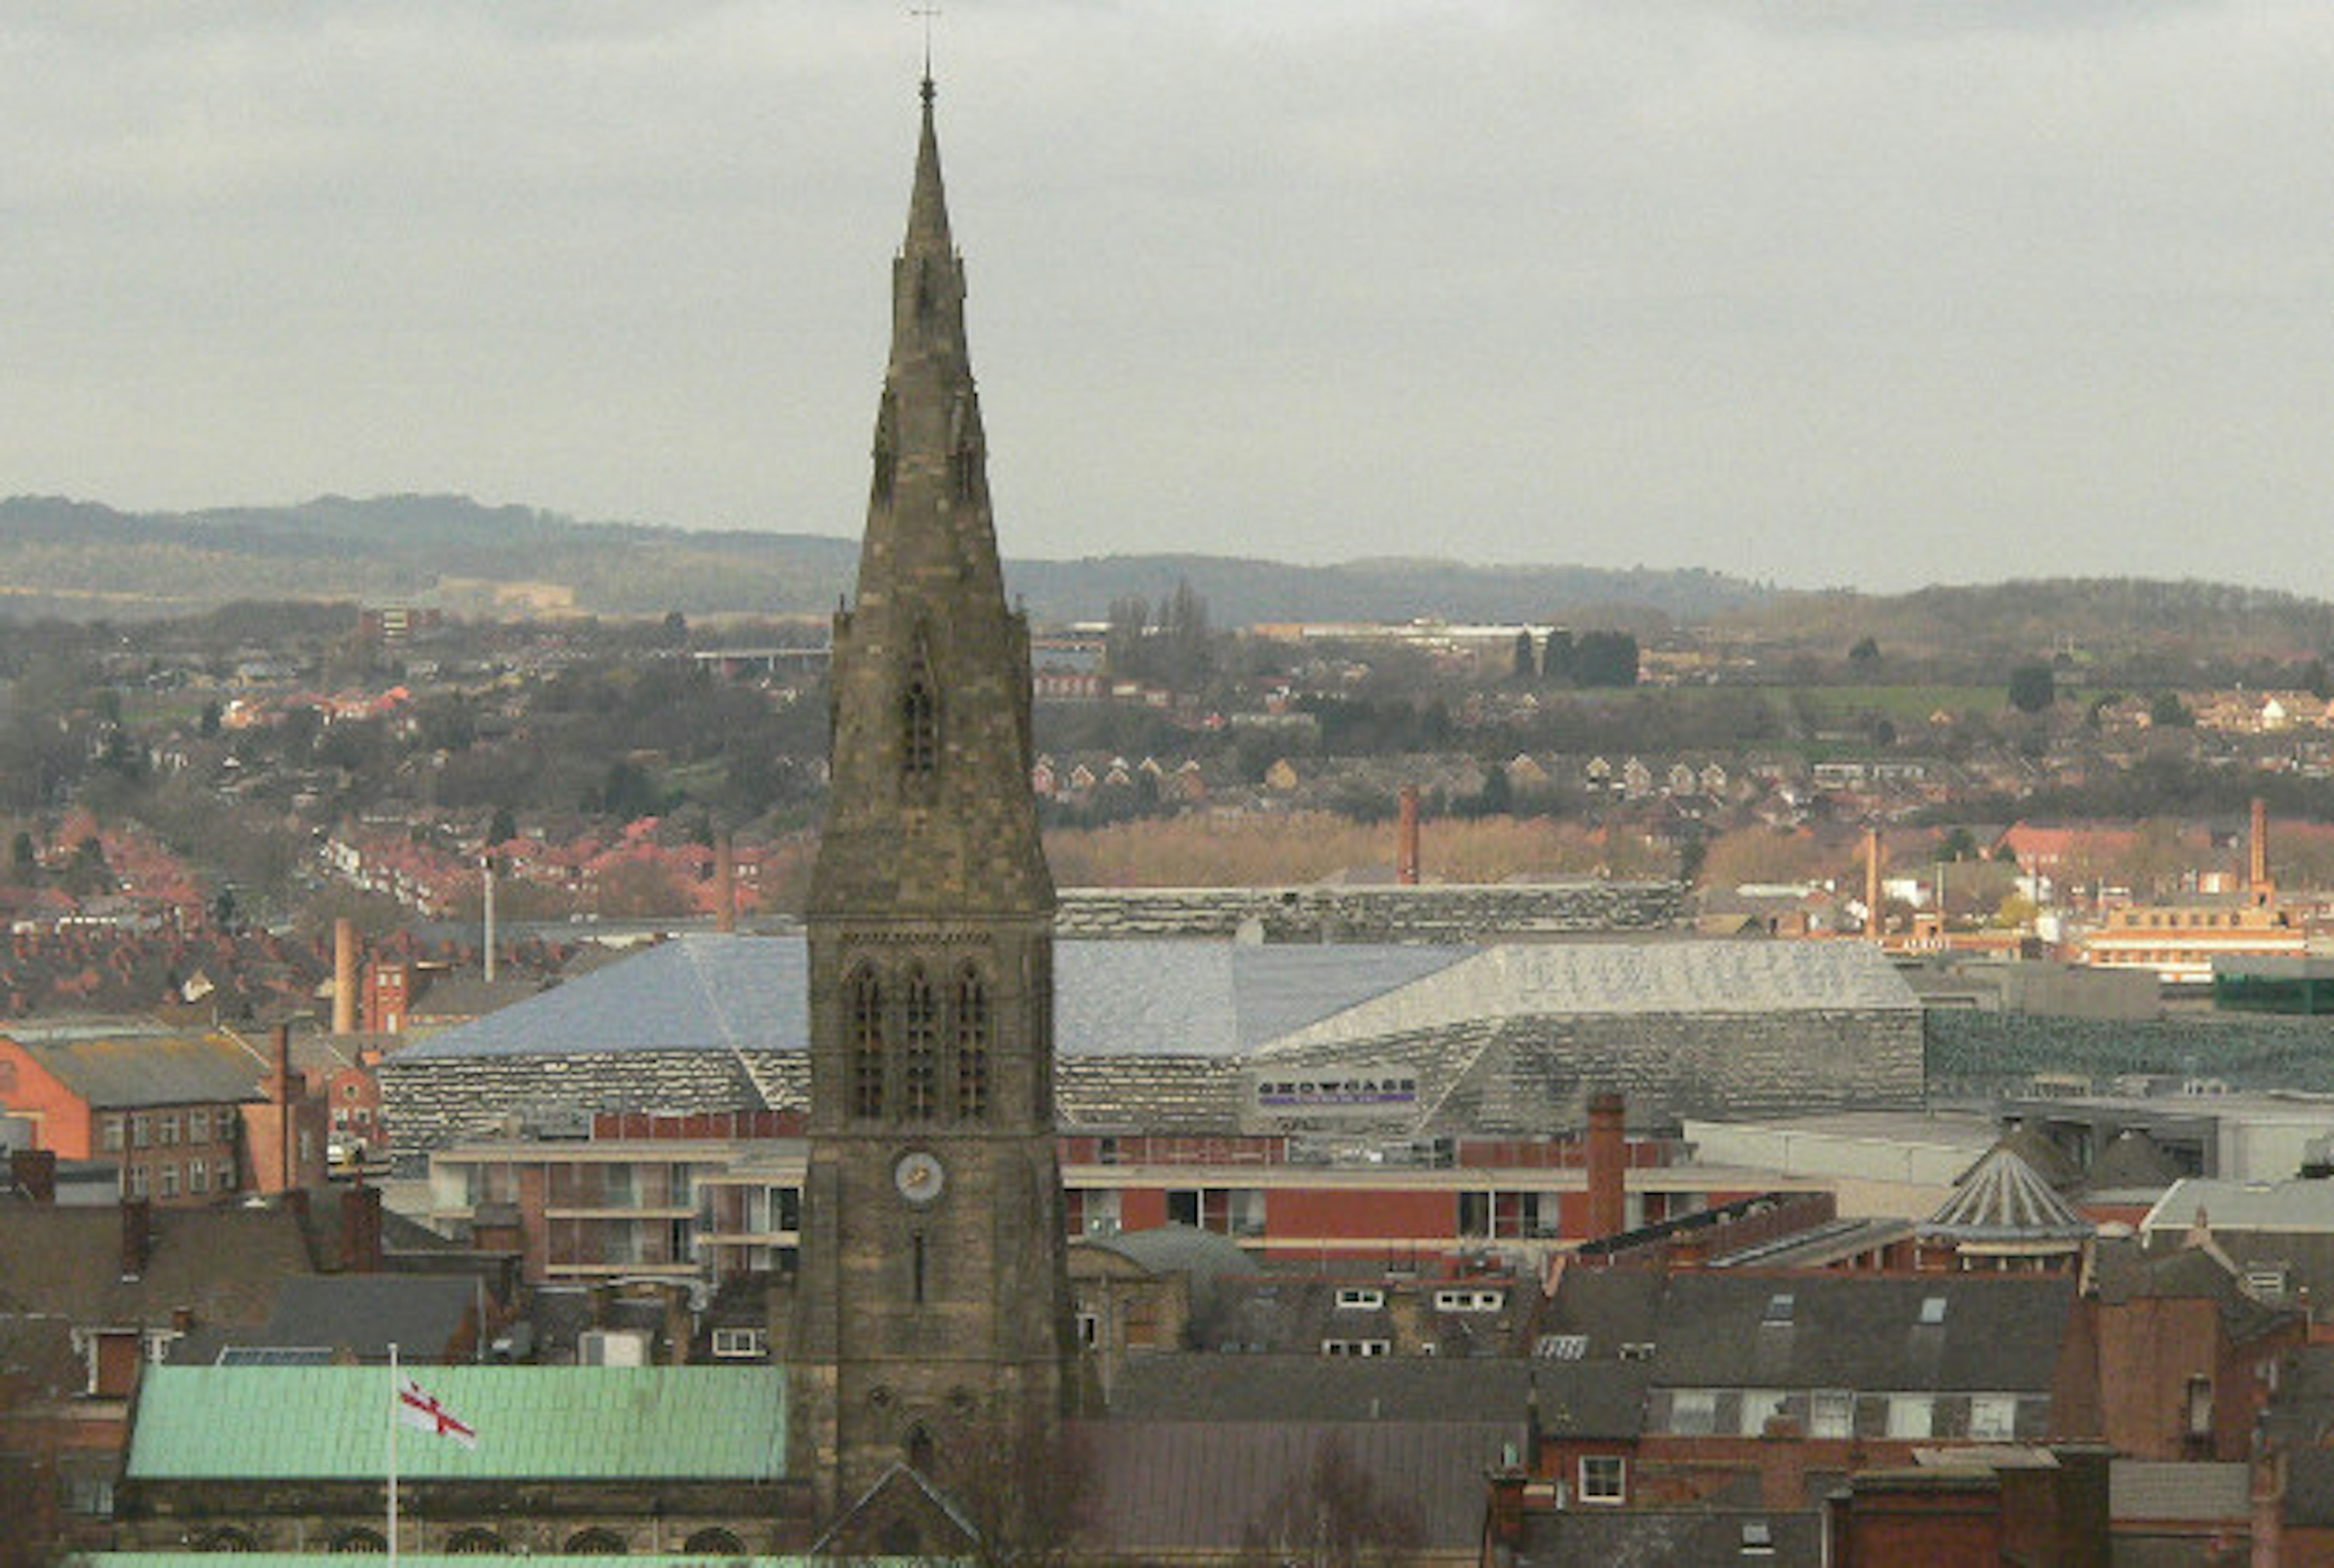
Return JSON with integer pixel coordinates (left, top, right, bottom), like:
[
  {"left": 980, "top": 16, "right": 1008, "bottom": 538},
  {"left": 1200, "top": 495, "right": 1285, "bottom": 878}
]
[{"left": 4, "top": 2, "right": 2329, "bottom": 593}]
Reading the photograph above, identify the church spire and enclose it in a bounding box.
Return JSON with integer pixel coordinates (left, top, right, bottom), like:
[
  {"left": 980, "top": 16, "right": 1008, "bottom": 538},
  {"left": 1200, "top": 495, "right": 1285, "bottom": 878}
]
[{"left": 809, "top": 77, "right": 1049, "bottom": 918}]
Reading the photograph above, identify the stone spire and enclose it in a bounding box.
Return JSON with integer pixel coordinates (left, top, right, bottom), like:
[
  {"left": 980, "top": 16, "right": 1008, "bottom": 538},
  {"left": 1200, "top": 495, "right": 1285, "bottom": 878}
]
[
  {"left": 792, "top": 78, "right": 1073, "bottom": 1524},
  {"left": 810, "top": 74, "right": 1051, "bottom": 921}
]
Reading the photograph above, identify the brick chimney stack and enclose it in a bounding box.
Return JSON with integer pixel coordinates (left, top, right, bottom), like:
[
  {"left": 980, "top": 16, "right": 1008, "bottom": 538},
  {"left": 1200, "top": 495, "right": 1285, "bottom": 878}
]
[
  {"left": 1586, "top": 1090, "right": 1627, "bottom": 1241},
  {"left": 2251, "top": 796, "right": 2274, "bottom": 906},
  {"left": 714, "top": 833, "right": 737, "bottom": 934},
  {"left": 332, "top": 917, "right": 357, "bottom": 1036},
  {"left": 340, "top": 1180, "right": 384, "bottom": 1273},
  {"left": 1396, "top": 786, "right": 1421, "bottom": 886},
  {"left": 273, "top": 1022, "right": 296, "bottom": 1192},
  {"left": 120, "top": 1197, "right": 151, "bottom": 1280},
  {"left": 1865, "top": 825, "right": 1884, "bottom": 941}
]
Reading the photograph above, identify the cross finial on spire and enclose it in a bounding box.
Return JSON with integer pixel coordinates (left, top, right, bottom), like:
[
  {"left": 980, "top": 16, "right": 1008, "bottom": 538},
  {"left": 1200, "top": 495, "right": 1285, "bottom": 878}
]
[{"left": 912, "top": 4, "right": 941, "bottom": 94}]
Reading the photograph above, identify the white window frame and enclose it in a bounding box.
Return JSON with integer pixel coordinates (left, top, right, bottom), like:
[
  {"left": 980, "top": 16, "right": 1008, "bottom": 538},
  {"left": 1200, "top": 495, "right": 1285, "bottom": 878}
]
[
  {"left": 1810, "top": 1389, "right": 1854, "bottom": 1439},
  {"left": 1434, "top": 1288, "right": 1505, "bottom": 1313},
  {"left": 1335, "top": 1288, "right": 1384, "bottom": 1311},
  {"left": 1320, "top": 1339, "right": 1390, "bottom": 1358},
  {"left": 1969, "top": 1395, "right": 2017, "bottom": 1441},
  {"left": 188, "top": 1158, "right": 208, "bottom": 1195},
  {"left": 1577, "top": 1454, "right": 1626, "bottom": 1504},
  {"left": 188, "top": 1109, "right": 210, "bottom": 1144},
  {"left": 157, "top": 1163, "right": 179, "bottom": 1198},
  {"left": 709, "top": 1327, "right": 766, "bottom": 1360}
]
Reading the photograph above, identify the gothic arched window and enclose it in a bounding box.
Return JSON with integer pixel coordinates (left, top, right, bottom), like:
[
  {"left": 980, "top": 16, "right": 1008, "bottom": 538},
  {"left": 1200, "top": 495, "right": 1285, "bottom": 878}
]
[
  {"left": 954, "top": 965, "right": 990, "bottom": 1123},
  {"left": 850, "top": 967, "right": 885, "bottom": 1119},
  {"left": 902, "top": 966, "right": 938, "bottom": 1121},
  {"left": 902, "top": 675, "right": 938, "bottom": 777}
]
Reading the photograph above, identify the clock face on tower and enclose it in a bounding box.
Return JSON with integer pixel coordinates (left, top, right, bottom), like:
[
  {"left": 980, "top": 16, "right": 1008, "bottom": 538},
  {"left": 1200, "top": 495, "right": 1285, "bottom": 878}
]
[{"left": 893, "top": 1150, "right": 946, "bottom": 1205}]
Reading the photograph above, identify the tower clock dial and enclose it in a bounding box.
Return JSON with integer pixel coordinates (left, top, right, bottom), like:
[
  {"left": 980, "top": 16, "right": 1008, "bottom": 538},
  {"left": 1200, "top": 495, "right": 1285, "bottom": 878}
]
[{"left": 893, "top": 1150, "right": 946, "bottom": 1205}]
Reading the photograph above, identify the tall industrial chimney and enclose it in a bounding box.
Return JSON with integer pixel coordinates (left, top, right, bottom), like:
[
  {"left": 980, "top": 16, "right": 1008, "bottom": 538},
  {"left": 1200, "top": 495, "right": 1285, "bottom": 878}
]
[
  {"left": 2251, "top": 797, "right": 2274, "bottom": 906},
  {"left": 1396, "top": 786, "right": 1421, "bottom": 886},
  {"left": 1865, "top": 826, "right": 1884, "bottom": 941},
  {"left": 482, "top": 856, "right": 498, "bottom": 983},
  {"left": 332, "top": 918, "right": 357, "bottom": 1036}
]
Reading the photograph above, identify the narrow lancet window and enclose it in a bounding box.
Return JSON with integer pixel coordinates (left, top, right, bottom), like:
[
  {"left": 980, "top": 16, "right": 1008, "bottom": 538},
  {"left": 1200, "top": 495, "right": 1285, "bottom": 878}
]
[
  {"left": 954, "top": 966, "right": 990, "bottom": 1123},
  {"left": 902, "top": 967, "right": 938, "bottom": 1121},
  {"left": 902, "top": 676, "right": 938, "bottom": 777},
  {"left": 850, "top": 967, "right": 885, "bottom": 1119}
]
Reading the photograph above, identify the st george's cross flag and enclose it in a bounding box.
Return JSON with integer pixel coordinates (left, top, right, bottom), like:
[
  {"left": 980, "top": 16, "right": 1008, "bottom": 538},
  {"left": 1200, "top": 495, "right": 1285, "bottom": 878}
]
[{"left": 396, "top": 1376, "right": 478, "bottom": 1448}]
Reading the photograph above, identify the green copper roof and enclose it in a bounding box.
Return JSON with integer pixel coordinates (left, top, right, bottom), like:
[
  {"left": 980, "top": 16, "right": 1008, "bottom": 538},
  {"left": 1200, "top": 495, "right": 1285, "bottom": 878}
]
[
  {"left": 81, "top": 1558, "right": 951, "bottom": 1568},
  {"left": 81, "top": 1559, "right": 951, "bottom": 1568},
  {"left": 124, "top": 1366, "right": 787, "bottom": 1481}
]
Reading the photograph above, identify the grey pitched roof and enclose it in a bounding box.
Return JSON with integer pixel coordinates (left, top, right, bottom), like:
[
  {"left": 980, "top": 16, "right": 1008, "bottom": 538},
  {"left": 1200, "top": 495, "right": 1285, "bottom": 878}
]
[
  {"left": 392, "top": 934, "right": 1472, "bottom": 1064},
  {"left": 1921, "top": 1147, "right": 2096, "bottom": 1243},
  {"left": 2087, "top": 1129, "right": 2184, "bottom": 1192},
  {"left": 0, "top": 1204, "right": 314, "bottom": 1329},
  {"left": 1077, "top": 1223, "right": 1253, "bottom": 1302},
  {"left": 2090, "top": 1237, "right": 2294, "bottom": 1344},
  {"left": 1076, "top": 1418, "right": 1516, "bottom": 1552},
  {"left": 252, "top": 1275, "right": 480, "bottom": 1361},
  {"left": 12, "top": 1031, "right": 270, "bottom": 1108},
  {"left": 1516, "top": 1508, "right": 1822, "bottom": 1568},
  {"left": 1109, "top": 1353, "right": 1501, "bottom": 1422},
  {"left": 2144, "top": 1178, "right": 2334, "bottom": 1236},
  {"left": 1257, "top": 938, "right": 1918, "bottom": 1056},
  {"left": 1627, "top": 1273, "right": 2078, "bottom": 1394}
]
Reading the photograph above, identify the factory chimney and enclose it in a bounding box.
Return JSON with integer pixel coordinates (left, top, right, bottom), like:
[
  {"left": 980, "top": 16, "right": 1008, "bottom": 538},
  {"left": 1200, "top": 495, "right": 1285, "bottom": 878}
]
[
  {"left": 332, "top": 918, "right": 357, "bottom": 1036},
  {"left": 1396, "top": 786, "right": 1421, "bottom": 886}
]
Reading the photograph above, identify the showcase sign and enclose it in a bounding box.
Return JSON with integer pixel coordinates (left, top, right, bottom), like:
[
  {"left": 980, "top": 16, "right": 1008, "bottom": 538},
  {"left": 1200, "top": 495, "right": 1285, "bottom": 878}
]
[{"left": 1250, "top": 1066, "right": 1419, "bottom": 1116}]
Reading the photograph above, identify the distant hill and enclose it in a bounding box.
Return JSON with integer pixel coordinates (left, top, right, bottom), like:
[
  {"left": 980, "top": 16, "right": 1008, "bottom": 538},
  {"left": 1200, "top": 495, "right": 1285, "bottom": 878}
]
[{"left": 0, "top": 495, "right": 1771, "bottom": 626}]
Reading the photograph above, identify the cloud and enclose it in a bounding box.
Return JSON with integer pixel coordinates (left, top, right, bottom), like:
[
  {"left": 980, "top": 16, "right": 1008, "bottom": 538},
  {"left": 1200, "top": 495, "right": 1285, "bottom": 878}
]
[{"left": 2, "top": 1, "right": 2329, "bottom": 593}]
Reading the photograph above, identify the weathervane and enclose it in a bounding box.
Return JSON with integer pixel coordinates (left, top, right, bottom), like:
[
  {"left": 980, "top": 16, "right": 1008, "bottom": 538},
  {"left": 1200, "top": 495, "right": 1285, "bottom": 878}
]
[{"left": 912, "top": 4, "right": 941, "bottom": 83}]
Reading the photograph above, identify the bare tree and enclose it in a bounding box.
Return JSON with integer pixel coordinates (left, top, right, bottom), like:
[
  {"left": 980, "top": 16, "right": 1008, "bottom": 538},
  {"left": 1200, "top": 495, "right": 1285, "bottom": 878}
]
[
  {"left": 1238, "top": 1433, "right": 1423, "bottom": 1568},
  {"left": 935, "top": 1402, "right": 1093, "bottom": 1568}
]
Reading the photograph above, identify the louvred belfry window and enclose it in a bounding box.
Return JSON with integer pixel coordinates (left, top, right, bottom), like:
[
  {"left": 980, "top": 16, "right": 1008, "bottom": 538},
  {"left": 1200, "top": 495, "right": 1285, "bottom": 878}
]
[
  {"left": 850, "top": 967, "right": 885, "bottom": 1119},
  {"left": 903, "top": 967, "right": 938, "bottom": 1121},
  {"left": 954, "top": 966, "right": 990, "bottom": 1122}
]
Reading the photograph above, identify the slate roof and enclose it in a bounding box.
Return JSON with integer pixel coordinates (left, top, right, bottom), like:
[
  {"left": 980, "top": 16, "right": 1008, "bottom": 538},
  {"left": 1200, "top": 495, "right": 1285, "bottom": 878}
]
[
  {"left": 1515, "top": 1508, "right": 1822, "bottom": 1567},
  {"left": 125, "top": 1366, "right": 788, "bottom": 1480},
  {"left": 241, "top": 1275, "right": 481, "bottom": 1361},
  {"left": 1106, "top": 1350, "right": 1648, "bottom": 1444},
  {"left": 2090, "top": 1237, "right": 2294, "bottom": 1344},
  {"left": 2087, "top": 1129, "right": 2184, "bottom": 1192},
  {"left": 10, "top": 1030, "right": 271, "bottom": 1108},
  {"left": 1623, "top": 1273, "right": 2078, "bottom": 1394},
  {"left": 1076, "top": 1418, "right": 1516, "bottom": 1552},
  {"left": 0, "top": 1203, "right": 313, "bottom": 1329}
]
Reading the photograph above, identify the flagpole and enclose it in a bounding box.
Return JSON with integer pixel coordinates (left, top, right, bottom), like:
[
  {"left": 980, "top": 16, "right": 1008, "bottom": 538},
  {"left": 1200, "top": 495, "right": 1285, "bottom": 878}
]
[{"left": 388, "top": 1339, "right": 400, "bottom": 1566}]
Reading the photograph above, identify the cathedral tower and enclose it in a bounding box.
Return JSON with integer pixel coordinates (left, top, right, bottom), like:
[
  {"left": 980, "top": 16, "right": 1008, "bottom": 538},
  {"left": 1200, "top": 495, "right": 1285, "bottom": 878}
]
[{"left": 790, "top": 77, "right": 1073, "bottom": 1520}]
